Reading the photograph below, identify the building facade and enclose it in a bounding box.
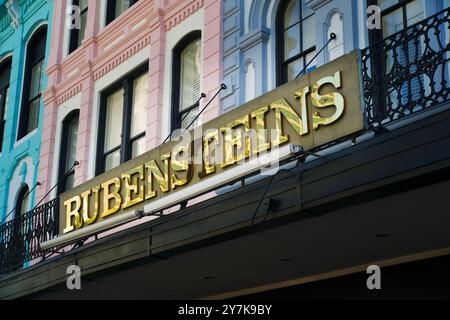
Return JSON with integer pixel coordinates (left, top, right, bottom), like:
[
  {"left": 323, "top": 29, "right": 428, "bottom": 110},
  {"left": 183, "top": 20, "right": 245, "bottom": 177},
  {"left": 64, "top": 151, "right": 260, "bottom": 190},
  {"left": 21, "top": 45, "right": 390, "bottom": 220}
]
[
  {"left": 1, "top": 0, "right": 450, "bottom": 299},
  {"left": 221, "top": 0, "right": 449, "bottom": 110},
  {"left": 0, "top": 0, "right": 53, "bottom": 223},
  {"left": 37, "top": 0, "right": 222, "bottom": 204}
]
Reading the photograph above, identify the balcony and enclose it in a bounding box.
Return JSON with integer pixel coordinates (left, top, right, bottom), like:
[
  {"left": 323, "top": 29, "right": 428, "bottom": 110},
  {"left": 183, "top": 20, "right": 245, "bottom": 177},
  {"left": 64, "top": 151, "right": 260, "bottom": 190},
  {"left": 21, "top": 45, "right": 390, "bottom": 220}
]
[
  {"left": 0, "top": 198, "right": 59, "bottom": 275},
  {"left": 1, "top": 7, "right": 449, "bottom": 277}
]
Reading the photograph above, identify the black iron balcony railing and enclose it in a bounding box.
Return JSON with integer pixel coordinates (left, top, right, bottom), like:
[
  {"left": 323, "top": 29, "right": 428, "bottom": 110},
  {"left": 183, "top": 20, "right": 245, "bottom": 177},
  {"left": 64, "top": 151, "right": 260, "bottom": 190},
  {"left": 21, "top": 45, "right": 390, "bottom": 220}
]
[
  {"left": 362, "top": 7, "right": 450, "bottom": 128},
  {"left": 1, "top": 8, "right": 449, "bottom": 277},
  {"left": 0, "top": 198, "right": 59, "bottom": 275}
]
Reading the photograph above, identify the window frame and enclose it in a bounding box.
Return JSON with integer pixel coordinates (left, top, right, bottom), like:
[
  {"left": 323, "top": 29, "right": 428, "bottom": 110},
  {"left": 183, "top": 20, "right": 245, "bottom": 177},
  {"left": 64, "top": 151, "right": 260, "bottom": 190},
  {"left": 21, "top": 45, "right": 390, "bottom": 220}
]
[
  {"left": 58, "top": 110, "right": 80, "bottom": 195},
  {"left": 106, "top": 0, "right": 139, "bottom": 25},
  {"left": 367, "top": 0, "right": 422, "bottom": 45},
  {"left": 0, "top": 57, "right": 12, "bottom": 153},
  {"left": 17, "top": 25, "right": 48, "bottom": 140},
  {"left": 276, "top": 0, "right": 316, "bottom": 86},
  {"left": 68, "top": 0, "right": 89, "bottom": 54},
  {"left": 171, "top": 30, "right": 202, "bottom": 132},
  {"left": 96, "top": 63, "right": 148, "bottom": 175}
]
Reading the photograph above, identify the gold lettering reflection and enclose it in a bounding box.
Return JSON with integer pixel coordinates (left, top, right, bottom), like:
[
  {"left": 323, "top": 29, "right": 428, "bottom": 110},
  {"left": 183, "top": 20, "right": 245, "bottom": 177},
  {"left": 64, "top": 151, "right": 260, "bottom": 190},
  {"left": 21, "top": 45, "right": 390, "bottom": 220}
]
[
  {"left": 200, "top": 129, "right": 220, "bottom": 178},
  {"left": 221, "top": 114, "right": 251, "bottom": 168},
  {"left": 270, "top": 98, "right": 306, "bottom": 147},
  {"left": 63, "top": 196, "right": 83, "bottom": 234},
  {"left": 101, "top": 177, "right": 122, "bottom": 218},
  {"left": 122, "top": 165, "right": 145, "bottom": 209},
  {"left": 81, "top": 187, "right": 100, "bottom": 226},
  {"left": 311, "top": 71, "right": 345, "bottom": 129},
  {"left": 145, "top": 154, "right": 170, "bottom": 199},
  {"left": 251, "top": 106, "right": 270, "bottom": 154},
  {"left": 172, "top": 144, "right": 193, "bottom": 189}
]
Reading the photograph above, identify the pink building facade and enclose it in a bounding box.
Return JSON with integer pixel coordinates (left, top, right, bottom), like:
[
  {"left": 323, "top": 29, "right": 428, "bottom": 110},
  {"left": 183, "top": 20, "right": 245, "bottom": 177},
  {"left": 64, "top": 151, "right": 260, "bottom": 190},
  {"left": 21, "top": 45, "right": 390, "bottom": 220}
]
[{"left": 37, "top": 0, "right": 223, "bottom": 202}]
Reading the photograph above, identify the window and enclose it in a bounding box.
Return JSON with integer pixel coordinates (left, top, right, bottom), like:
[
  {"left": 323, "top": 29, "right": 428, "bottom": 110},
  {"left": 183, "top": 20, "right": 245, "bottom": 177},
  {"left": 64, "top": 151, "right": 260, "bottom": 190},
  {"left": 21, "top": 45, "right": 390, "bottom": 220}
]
[
  {"left": 106, "top": 0, "right": 139, "bottom": 25},
  {"left": 69, "top": 0, "right": 88, "bottom": 54},
  {"left": 375, "top": 0, "right": 425, "bottom": 38},
  {"left": 171, "top": 31, "right": 202, "bottom": 131},
  {"left": 17, "top": 26, "right": 47, "bottom": 140},
  {"left": 16, "top": 185, "right": 30, "bottom": 218},
  {"left": 96, "top": 65, "right": 148, "bottom": 175},
  {"left": 368, "top": 0, "right": 426, "bottom": 106},
  {"left": 58, "top": 110, "right": 80, "bottom": 195},
  {"left": 276, "top": 0, "right": 316, "bottom": 85},
  {"left": 0, "top": 57, "right": 11, "bottom": 153}
]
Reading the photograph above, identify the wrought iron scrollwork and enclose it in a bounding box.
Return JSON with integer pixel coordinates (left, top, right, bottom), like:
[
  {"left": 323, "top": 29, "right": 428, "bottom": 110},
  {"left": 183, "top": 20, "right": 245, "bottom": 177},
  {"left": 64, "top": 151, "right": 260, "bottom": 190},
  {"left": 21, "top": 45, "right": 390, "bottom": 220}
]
[
  {"left": 362, "top": 7, "right": 450, "bottom": 128},
  {"left": 0, "top": 198, "right": 59, "bottom": 275}
]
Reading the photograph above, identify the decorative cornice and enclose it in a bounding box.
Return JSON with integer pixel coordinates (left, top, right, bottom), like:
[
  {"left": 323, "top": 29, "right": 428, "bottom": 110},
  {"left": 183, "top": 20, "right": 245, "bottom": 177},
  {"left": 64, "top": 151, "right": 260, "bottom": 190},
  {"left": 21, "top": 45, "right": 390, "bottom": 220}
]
[
  {"left": 56, "top": 82, "right": 82, "bottom": 105},
  {"left": 239, "top": 27, "right": 270, "bottom": 51},
  {"left": 0, "top": 13, "right": 12, "bottom": 35},
  {"left": 93, "top": 34, "right": 150, "bottom": 81},
  {"left": 164, "top": 0, "right": 204, "bottom": 31},
  {"left": 5, "top": 0, "right": 20, "bottom": 30}
]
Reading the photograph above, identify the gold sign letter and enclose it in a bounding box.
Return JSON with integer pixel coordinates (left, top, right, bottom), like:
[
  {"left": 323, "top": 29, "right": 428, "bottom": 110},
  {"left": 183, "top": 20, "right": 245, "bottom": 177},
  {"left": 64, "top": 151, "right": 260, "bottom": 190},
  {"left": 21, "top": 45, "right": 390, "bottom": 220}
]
[
  {"left": 270, "top": 98, "right": 306, "bottom": 147},
  {"left": 145, "top": 154, "right": 170, "bottom": 200},
  {"left": 101, "top": 177, "right": 122, "bottom": 218},
  {"left": 63, "top": 196, "right": 82, "bottom": 234},
  {"left": 221, "top": 115, "right": 251, "bottom": 168},
  {"left": 81, "top": 187, "right": 100, "bottom": 226},
  {"left": 172, "top": 145, "right": 193, "bottom": 189},
  {"left": 122, "top": 166, "right": 145, "bottom": 209},
  {"left": 311, "top": 71, "right": 345, "bottom": 129},
  {"left": 200, "top": 129, "right": 220, "bottom": 177},
  {"left": 251, "top": 106, "right": 270, "bottom": 154}
]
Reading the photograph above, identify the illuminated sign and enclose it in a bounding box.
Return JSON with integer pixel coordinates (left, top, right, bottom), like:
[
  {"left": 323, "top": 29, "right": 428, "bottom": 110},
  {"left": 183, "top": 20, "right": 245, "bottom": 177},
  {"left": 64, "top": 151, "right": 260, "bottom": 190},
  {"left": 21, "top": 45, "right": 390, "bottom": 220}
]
[{"left": 59, "top": 51, "right": 365, "bottom": 238}]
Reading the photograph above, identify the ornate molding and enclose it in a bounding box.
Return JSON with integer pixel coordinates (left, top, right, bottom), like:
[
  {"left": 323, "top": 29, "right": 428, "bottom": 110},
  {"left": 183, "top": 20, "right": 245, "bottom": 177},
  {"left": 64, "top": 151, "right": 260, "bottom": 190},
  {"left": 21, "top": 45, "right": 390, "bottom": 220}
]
[
  {"left": 306, "top": 0, "right": 333, "bottom": 11},
  {"left": 164, "top": 0, "right": 204, "bottom": 31},
  {"left": 93, "top": 35, "right": 150, "bottom": 81},
  {"left": 5, "top": 0, "right": 20, "bottom": 30}
]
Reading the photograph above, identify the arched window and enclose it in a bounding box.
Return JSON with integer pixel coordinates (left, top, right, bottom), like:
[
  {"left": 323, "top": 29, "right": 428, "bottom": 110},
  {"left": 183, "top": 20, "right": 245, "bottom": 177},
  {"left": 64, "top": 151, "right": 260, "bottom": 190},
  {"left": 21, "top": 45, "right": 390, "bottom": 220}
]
[
  {"left": 58, "top": 110, "right": 80, "bottom": 194},
  {"left": 171, "top": 31, "right": 202, "bottom": 131},
  {"left": 15, "top": 185, "right": 30, "bottom": 218},
  {"left": 276, "top": 0, "right": 316, "bottom": 85},
  {"left": 0, "top": 57, "right": 12, "bottom": 153},
  {"left": 18, "top": 26, "right": 48, "bottom": 140}
]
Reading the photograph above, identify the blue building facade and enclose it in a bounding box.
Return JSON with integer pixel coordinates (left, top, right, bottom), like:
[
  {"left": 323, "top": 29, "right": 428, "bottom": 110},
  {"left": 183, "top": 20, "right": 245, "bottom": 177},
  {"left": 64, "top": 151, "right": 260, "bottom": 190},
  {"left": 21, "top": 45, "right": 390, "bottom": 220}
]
[
  {"left": 0, "top": 0, "right": 53, "bottom": 223},
  {"left": 221, "top": 0, "right": 449, "bottom": 112}
]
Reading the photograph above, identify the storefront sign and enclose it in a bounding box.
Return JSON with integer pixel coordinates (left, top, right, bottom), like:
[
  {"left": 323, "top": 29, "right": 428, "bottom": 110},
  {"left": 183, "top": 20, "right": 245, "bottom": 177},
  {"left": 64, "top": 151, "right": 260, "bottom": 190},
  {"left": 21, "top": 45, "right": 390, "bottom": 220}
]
[{"left": 59, "top": 51, "right": 365, "bottom": 237}]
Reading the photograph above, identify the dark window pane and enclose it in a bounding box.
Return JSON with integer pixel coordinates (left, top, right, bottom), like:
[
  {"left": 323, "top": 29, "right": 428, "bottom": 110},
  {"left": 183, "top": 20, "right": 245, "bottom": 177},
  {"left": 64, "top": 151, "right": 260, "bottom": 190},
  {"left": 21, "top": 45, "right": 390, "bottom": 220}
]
[
  {"left": 19, "top": 26, "right": 47, "bottom": 139},
  {"left": 28, "top": 98, "right": 40, "bottom": 133},
  {"left": 65, "top": 172, "right": 75, "bottom": 192},
  {"left": 29, "top": 60, "right": 43, "bottom": 99},
  {"left": 65, "top": 117, "right": 79, "bottom": 172},
  {"left": 4, "top": 87, "right": 8, "bottom": 119}
]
